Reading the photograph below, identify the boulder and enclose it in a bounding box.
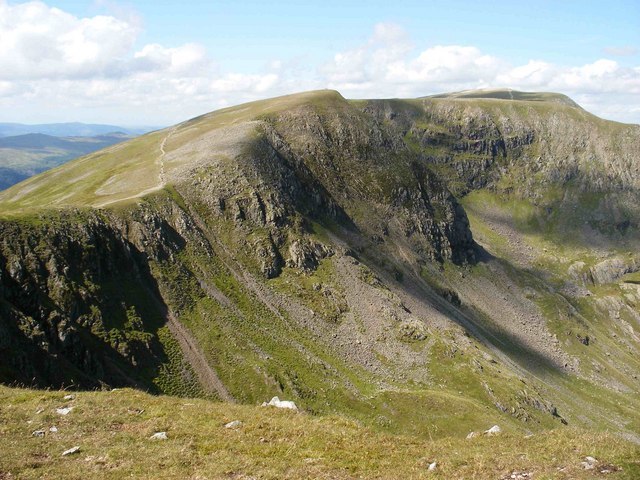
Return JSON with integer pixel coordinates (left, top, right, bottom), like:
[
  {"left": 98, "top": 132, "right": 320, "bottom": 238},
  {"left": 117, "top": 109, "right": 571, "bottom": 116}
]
[
  {"left": 484, "top": 425, "right": 501, "bottom": 435},
  {"left": 262, "top": 396, "right": 298, "bottom": 410}
]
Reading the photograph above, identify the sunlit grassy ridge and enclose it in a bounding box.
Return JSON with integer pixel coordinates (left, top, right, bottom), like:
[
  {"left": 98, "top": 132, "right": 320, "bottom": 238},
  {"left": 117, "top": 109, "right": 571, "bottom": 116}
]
[
  {"left": 1, "top": 386, "right": 639, "bottom": 479},
  {"left": 427, "top": 88, "right": 582, "bottom": 108},
  {"left": 0, "top": 90, "right": 343, "bottom": 215}
]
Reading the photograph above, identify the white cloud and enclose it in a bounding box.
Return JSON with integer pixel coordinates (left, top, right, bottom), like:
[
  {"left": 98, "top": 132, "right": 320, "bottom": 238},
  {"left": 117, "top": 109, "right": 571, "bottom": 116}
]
[
  {"left": 0, "top": 5, "right": 638, "bottom": 125},
  {"left": 321, "top": 26, "right": 640, "bottom": 123},
  {"left": 0, "top": 1, "right": 137, "bottom": 79},
  {"left": 132, "top": 42, "right": 212, "bottom": 77}
]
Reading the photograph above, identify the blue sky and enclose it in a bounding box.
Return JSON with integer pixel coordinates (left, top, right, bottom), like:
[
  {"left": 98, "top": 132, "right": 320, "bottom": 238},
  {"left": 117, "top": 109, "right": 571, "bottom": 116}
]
[
  {"left": 0, "top": 0, "right": 638, "bottom": 124},
  {"left": 65, "top": 0, "right": 640, "bottom": 68}
]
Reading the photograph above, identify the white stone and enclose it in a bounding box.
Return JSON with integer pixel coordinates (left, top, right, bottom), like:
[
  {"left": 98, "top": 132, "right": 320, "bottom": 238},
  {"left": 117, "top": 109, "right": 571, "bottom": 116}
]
[
  {"left": 150, "top": 431, "right": 168, "bottom": 440},
  {"left": 63, "top": 394, "right": 75, "bottom": 401},
  {"left": 56, "top": 407, "right": 73, "bottom": 415},
  {"left": 264, "top": 396, "right": 298, "bottom": 410},
  {"left": 62, "top": 446, "right": 80, "bottom": 456},
  {"left": 428, "top": 461, "right": 437, "bottom": 471},
  {"left": 484, "top": 425, "right": 501, "bottom": 435},
  {"left": 32, "top": 430, "right": 45, "bottom": 437},
  {"left": 225, "top": 420, "right": 243, "bottom": 429},
  {"left": 49, "top": 426, "right": 58, "bottom": 433},
  {"left": 466, "top": 431, "right": 477, "bottom": 439}
]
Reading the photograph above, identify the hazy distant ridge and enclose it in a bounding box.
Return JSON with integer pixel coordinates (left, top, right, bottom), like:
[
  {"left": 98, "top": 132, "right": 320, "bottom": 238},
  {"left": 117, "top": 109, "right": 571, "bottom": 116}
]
[{"left": 0, "top": 122, "right": 158, "bottom": 137}]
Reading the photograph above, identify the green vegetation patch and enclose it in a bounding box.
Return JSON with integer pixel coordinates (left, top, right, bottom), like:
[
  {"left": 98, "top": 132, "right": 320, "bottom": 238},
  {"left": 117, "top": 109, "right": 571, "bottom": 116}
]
[{"left": 1, "top": 386, "right": 639, "bottom": 479}]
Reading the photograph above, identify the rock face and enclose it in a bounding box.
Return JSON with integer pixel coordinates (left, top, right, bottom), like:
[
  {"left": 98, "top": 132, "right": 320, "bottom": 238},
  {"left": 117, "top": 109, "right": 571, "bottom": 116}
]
[
  {"left": 568, "top": 256, "right": 639, "bottom": 286},
  {"left": 0, "top": 89, "right": 639, "bottom": 439},
  {"left": 0, "top": 208, "right": 180, "bottom": 388}
]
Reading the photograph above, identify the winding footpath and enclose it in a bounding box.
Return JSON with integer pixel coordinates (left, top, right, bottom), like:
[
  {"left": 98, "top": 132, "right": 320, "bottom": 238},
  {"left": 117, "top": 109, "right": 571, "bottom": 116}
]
[
  {"left": 158, "top": 127, "right": 176, "bottom": 187},
  {"left": 94, "top": 128, "right": 175, "bottom": 207}
]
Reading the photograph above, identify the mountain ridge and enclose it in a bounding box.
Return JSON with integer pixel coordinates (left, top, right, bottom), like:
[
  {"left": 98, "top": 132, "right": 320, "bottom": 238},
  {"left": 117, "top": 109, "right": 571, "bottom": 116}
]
[
  {"left": 0, "top": 122, "right": 156, "bottom": 138},
  {"left": 0, "top": 89, "right": 639, "bottom": 445},
  {"left": 426, "top": 88, "right": 583, "bottom": 109}
]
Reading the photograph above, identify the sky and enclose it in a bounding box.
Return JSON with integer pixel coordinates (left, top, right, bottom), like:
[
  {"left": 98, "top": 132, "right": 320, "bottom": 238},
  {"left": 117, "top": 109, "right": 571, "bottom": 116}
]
[{"left": 0, "top": 0, "right": 639, "bottom": 126}]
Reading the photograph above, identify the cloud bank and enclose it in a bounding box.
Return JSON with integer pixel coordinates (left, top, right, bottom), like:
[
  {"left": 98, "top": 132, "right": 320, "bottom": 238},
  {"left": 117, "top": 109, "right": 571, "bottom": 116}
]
[{"left": 0, "top": 1, "right": 638, "bottom": 125}]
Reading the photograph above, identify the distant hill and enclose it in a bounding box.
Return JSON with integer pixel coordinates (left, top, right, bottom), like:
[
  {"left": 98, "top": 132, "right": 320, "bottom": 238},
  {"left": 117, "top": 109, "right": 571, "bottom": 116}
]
[
  {"left": 0, "top": 132, "right": 135, "bottom": 190},
  {"left": 0, "top": 122, "right": 158, "bottom": 138}
]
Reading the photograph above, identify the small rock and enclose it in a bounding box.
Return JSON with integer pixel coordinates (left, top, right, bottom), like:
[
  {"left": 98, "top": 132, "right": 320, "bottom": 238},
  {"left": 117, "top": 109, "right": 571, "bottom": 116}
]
[
  {"left": 466, "top": 431, "right": 478, "bottom": 439},
  {"left": 505, "top": 472, "right": 532, "bottom": 479},
  {"left": 149, "top": 431, "right": 168, "bottom": 440},
  {"left": 484, "top": 425, "right": 501, "bottom": 435},
  {"left": 63, "top": 394, "right": 75, "bottom": 401},
  {"left": 62, "top": 446, "right": 81, "bottom": 456},
  {"left": 56, "top": 407, "right": 73, "bottom": 415},
  {"left": 581, "top": 456, "right": 598, "bottom": 470},
  {"left": 35, "top": 408, "right": 44, "bottom": 414},
  {"left": 225, "top": 420, "right": 243, "bottom": 429},
  {"left": 49, "top": 426, "right": 58, "bottom": 433},
  {"left": 32, "top": 430, "right": 45, "bottom": 437},
  {"left": 428, "top": 461, "right": 437, "bottom": 471}
]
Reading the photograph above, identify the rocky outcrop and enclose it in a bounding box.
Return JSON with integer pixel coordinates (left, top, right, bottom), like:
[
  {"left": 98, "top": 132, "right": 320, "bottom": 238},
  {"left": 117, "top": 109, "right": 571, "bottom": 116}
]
[
  {"left": 569, "top": 257, "right": 640, "bottom": 286},
  {"left": 0, "top": 206, "right": 192, "bottom": 389},
  {"left": 362, "top": 98, "right": 640, "bottom": 206}
]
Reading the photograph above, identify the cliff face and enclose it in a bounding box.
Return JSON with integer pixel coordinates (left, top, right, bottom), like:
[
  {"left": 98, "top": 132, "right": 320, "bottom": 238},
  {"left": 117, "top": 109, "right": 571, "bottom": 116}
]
[
  {"left": 0, "top": 206, "right": 204, "bottom": 393},
  {"left": 0, "top": 90, "right": 639, "bottom": 439},
  {"left": 365, "top": 97, "right": 640, "bottom": 190}
]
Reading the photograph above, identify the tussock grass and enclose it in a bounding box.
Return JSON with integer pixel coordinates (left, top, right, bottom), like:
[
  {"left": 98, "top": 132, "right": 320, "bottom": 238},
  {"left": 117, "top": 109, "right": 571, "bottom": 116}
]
[{"left": 1, "top": 386, "right": 638, "bottom": 479}]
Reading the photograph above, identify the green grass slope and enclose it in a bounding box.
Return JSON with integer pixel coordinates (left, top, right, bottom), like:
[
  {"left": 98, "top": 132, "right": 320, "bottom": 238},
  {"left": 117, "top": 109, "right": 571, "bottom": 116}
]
[
  {"left": 426, "top": 88, "right": 582, "bottom": 108},
  {"left": 0, "top": 90, "right": 342, "bottom": 215},
  {"left": 0, "top": 133, "right": 134, "bottom": 191},
  {"left": 1, "top": 386, "right": 639, "bottom": 479}
]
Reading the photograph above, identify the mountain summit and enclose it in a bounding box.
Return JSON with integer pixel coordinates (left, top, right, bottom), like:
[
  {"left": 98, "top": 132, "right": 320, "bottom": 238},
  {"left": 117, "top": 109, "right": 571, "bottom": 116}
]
[{"left": 0, "top": 89, "right": 639, "bottom": 442}]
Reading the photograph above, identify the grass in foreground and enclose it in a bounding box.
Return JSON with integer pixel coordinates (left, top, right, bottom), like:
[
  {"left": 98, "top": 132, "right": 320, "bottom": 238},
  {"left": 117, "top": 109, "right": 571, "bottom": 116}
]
[{"left": 0, "top": 386, "right": 638, "bottom": 479}]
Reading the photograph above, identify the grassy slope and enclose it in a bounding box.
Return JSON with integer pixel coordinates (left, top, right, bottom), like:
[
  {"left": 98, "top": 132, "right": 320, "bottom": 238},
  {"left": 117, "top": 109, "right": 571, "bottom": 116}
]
[
  {"left": 1, "top": 386, "right": 639, "bottom": 480},
  {"left": 460, "top": 189, "right": 640, "bottom": 431},
  {"left": 426, "top": 88, "right": 582, "bottom": 107},
  {"left": 0, "top": 134, "right": 134, "bottom": 191},
  {"left": 0, "top": 90, "right": 342, "bottom": 215}
]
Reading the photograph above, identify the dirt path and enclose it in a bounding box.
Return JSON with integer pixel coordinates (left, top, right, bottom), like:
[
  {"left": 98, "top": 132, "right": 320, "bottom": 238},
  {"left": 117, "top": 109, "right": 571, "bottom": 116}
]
[
  {"left": 166, "top": 312, "right": 235, "bottom": 402},
  {"left": 158, "top": 127, "right": 176, "bottom": 187},
  {"left": 94, "top": 128, "right": 175, "bottom": 208}
]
